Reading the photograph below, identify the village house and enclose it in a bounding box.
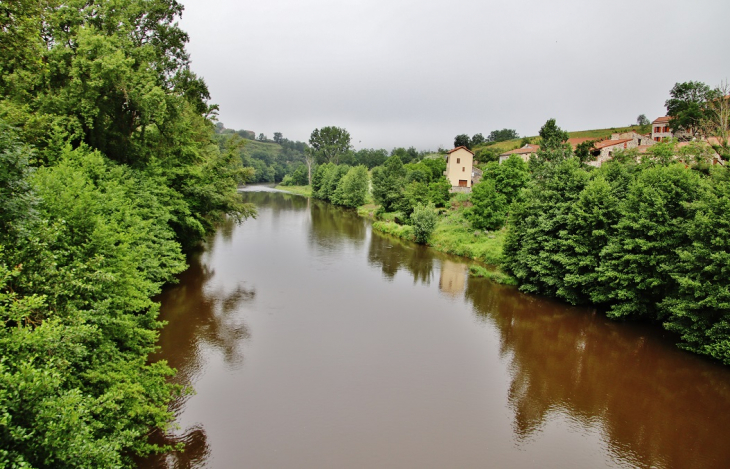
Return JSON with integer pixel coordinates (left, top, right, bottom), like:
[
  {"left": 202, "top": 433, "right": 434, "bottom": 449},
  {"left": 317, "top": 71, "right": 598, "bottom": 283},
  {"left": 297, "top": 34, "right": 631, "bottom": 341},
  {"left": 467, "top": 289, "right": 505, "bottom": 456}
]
[
  {"left": 444, "top": 146, "right": 480, "bottom": 192},
  {"left": 652, "top": 116, "right": 672, "bottom": 141},
  {"left": 498, "top": 143, "right": 540, "bottom": 163}
]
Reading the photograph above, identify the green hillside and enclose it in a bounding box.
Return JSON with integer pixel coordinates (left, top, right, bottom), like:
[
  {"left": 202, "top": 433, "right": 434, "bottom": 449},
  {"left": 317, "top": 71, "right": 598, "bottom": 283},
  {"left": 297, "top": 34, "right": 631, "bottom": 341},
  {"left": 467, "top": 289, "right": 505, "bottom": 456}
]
[{"left": 474, "top": 124, "right": 652, "bottom": 154}]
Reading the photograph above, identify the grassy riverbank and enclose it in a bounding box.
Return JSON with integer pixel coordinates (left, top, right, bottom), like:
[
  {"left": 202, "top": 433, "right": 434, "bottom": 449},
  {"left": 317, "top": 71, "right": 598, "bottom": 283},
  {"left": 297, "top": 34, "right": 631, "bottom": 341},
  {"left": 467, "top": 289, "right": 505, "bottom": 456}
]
[{"left": 276, "top": 184, "right": 515, "bottom": 283}]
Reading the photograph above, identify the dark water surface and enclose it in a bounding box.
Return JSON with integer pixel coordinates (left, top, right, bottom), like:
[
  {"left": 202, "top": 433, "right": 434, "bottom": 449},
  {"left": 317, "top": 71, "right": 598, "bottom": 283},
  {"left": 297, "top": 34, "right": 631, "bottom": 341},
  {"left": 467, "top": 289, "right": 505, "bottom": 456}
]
[{"left": 141, "top": 188, "right": 730, "bottom": 469}]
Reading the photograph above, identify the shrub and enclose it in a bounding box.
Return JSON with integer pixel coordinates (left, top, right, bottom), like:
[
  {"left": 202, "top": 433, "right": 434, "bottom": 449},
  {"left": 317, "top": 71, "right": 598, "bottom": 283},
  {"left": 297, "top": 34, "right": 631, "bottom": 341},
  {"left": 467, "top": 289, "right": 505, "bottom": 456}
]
[{"left": 410, "top": 203, "right": 438, "bottom": 244}]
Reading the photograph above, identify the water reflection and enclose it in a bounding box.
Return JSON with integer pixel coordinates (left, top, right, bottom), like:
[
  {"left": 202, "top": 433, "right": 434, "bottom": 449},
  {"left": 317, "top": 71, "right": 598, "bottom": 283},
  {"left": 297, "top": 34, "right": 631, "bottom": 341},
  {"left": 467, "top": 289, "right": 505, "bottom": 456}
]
[
  {"left": 145, "top": 248, "right": 256, "bottom": 466},
  {"left": 308, "top": 199, "right": 367, "bottom": 250},
  {"left": 142, "top": 190, "right": 730, "bottom": 469},
  {"left": 367, "top": 231, "right": 434, "bottom": 285},
  {"left": 464, "top": 278, "right": 730, "bottom": 469},
  {"left": 141, "top": 424, "right": 210, "bottom": 469}
]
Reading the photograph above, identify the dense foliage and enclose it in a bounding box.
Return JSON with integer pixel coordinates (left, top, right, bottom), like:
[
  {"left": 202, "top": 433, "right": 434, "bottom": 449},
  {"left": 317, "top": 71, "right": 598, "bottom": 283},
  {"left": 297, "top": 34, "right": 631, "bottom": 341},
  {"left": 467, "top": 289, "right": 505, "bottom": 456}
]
[
  {"left": 504, "top": 153, "right": 730, "bottom": 364},
  {"left": 0, "top": 1, "right": 254, "bottom": 466}
]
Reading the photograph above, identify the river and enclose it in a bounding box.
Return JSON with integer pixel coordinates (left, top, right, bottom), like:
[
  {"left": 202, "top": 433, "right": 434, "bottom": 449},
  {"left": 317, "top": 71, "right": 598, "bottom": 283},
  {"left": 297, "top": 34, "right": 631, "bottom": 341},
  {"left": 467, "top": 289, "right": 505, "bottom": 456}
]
[{"left": 140, "top": 187, "right": 730, "bottom": 469}]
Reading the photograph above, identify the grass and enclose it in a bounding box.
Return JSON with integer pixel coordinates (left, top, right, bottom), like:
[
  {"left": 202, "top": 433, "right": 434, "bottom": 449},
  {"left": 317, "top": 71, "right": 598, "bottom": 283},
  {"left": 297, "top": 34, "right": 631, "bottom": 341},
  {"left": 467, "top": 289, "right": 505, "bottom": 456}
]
[
  {"left": 274, "top": 184, "right": 312, "bottom": 197},
  {"left": 469, "top": 265, "right": 518, "bottom": 285},
  {"left": 429, "top": 211, "right": 506, "bottom": 266}
]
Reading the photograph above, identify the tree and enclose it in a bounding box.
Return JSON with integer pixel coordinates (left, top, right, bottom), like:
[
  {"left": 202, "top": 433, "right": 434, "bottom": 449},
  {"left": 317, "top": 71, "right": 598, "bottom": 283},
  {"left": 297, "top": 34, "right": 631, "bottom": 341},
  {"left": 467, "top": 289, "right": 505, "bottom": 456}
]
[
  {"left": 454, "top": 134, "right": 471, "bottom": 149},
  {"left": 538, "top": 118, "right": 570, "bottom": 151},
  {"left": 637, "top": 114, "right": 650, "bottom": 126},
  {"left": 488, "top": 129, "right": 519, "bottom": 143},
  {"left": 467, "top": 179, "right": 507, "bottom": 230},
  {"left": 372, "top": 155, "right": 406, "bottom": 211},
  {"left": 703, "top": 81, "right": 730, "bottom": 161},
  {"left": 471, "top": 133, "right": 486, "bottom": 147},
  {"left": 492, "top": 154, "right": 530, "bottom": 204},
  {"left": 574, "top": 139, "right": 597, "bottom": 163},
  {"left": 309, "top": 126, "right": 351, "bottom": 164},
  {"left": 257, "top": 133, "right": 267, "bottom": 141},
  {"left": 273, "top": 132, "right": 283, "bottom": 143},
  {"left": 410, "top": 203, "right": 438, "bottom": 244},
  {"left": 665, "top": 81, "right": 716, "bottom": 139},
  {"left": 332, "top": 165, "right": 369, "bottom": 207}
]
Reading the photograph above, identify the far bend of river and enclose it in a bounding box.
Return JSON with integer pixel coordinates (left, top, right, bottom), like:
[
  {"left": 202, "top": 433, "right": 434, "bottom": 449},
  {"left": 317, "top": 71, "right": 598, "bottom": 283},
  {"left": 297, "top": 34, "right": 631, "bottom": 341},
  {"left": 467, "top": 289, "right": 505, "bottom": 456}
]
[{"left": 140, "top": 187, "right": 730, "bottom": 469}]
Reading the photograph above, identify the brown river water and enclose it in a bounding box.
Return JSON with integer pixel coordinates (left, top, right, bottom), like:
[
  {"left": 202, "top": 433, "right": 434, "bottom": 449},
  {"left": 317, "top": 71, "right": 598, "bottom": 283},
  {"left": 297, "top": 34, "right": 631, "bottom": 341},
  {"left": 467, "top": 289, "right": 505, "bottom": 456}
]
[{"left": 140, "top": 187, "right": 730, "bottom": 469}]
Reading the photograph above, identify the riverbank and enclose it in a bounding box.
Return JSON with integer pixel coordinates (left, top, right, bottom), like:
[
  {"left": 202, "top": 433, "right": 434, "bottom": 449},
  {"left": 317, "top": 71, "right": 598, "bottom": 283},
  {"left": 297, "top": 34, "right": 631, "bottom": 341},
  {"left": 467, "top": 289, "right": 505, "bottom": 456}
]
[{"left": 275, "top": 184, "right": 516, "bottom": 284}]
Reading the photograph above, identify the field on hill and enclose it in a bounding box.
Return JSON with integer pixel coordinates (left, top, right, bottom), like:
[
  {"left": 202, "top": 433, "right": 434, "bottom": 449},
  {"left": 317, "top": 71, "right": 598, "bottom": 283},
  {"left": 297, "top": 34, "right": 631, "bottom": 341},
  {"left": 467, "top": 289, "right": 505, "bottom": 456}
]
[{"left": 474, "top": 124, "right": 652, "bottom": 154}]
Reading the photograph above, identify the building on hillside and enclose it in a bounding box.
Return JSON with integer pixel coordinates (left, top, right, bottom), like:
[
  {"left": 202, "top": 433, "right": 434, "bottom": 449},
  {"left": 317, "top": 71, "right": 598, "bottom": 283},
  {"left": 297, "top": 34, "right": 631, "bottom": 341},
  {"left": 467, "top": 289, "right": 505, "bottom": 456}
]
[
  {"left": 444, "top": 146, "right": 476, "bottom": 192},
  {"left": 587, "top": 139, "right": 636, "bottom": 167},
  {"left": 652, "top": 116, "right": 672, "bottom": 141},
  {"left": 498, "top": 144, "right": 540, "bottom": 163}
]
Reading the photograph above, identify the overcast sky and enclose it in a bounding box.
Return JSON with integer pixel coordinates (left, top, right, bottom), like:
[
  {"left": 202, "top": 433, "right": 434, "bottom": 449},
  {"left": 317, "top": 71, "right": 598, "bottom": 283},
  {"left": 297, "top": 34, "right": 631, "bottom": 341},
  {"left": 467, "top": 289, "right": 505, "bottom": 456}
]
[{"left": 179, "top": 0, "right": 730, "bottom": 150}]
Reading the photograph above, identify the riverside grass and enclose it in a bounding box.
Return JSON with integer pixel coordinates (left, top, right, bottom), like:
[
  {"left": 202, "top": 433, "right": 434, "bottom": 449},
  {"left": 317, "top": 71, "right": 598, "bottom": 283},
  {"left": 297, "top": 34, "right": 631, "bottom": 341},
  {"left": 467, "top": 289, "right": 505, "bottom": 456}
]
[{"left": 277, "top": 184, "right": 515, "bottom": 284}]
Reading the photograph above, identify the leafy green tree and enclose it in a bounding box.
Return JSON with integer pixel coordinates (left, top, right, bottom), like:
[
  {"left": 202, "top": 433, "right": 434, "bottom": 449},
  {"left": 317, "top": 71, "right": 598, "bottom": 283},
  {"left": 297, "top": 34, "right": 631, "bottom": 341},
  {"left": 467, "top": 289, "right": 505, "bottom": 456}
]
[
  {"left": 332, "top": 165, "right": 369, "bottom": 207},
  {"left": 475, "top": 147, "right": 500, "bottom": 163},
  {"left": 410, "top": 203, "right": 438, "bottom": 244},
  {"left": 428, "top": 178, "right": 452, "bottom": 208},
  {"left": 661, "top": 169, "right": 730, "bottom": 364},
  {"left": 488, "top": 128, "right": 519, "bottom": 142},
  {"left": 355, "top": 148, "right": 388, "bottom": 169},
  {"left": 493, "top": 154, "right": 530, "bottom": 204},
  {"left": 467, "top": 179, "right": 507, "bottom": 230},
  {"left": 665, "top": 81, "right": 716, "bottom": 139},
  {"left": 596, "top": 164, "right": 705, "bottom": 320},
  {"left": 372, "top": 155, "right": 406, "bottom": 211},
  {"left": 471, "top": 133, "right": 486, "bottom": 147},
  {"left": 558, "top": 175, "right": 621, "bottom": 305},
  {"left": 538, "top": 118, "right": 570, "bottom": 151},
  {"left": 273, "top": 132, "right": 283, "bottom": 143},
  {"left": 454, "top": 134, "right": 471, "bottom": 149},
  {"left": 503, "top": 157, "right": 589, "bottom": 296},
  {"left": 637, "top": 114, "right": 649, "bottom": 126},
  {"left": 400, "top": 181, "right": 430, "bottom": 217},
  {"left": 309, "top": 126, "right": 351, "bottom": 164},
  {"left": 574, "top": 139, "right": 596, "bottom": 163}
]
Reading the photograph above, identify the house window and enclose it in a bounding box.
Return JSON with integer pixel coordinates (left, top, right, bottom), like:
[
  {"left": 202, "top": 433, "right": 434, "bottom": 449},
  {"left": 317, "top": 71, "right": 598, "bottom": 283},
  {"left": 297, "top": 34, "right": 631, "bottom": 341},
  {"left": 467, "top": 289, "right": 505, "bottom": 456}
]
[
  {"left": 462, "top": 167, "right": 465, "bottom": 172},
  {"left": 457, "top": 158, "right": 460, "bottom": 163},
  {"left": 655, "top": 126, "right": 660, "bottom": 133},
  {"left": 664, "top": 126, "right": 670, "bottom": 133},
  {"left": 608, "top": 151, "right": 612, "bottom": 157},
  {"left": 624, "top": 143, "right": 627, "bottom": 148},
  {"left": 655, "top": 137, "right": 660, "bottom": 142}
]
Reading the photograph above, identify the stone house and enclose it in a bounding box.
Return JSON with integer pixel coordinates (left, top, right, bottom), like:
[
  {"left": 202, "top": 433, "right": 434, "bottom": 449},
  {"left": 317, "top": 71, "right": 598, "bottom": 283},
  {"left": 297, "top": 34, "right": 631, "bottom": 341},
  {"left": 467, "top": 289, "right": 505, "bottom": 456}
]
[
  {"left": 444, "top": 146, "right": 476, "bottom": 192},
  {"left": 498, "top": 144, "right": 540, "bottom": 163},
  {"left": 652, "top": 116, "right": 673, "bottom": 141}
]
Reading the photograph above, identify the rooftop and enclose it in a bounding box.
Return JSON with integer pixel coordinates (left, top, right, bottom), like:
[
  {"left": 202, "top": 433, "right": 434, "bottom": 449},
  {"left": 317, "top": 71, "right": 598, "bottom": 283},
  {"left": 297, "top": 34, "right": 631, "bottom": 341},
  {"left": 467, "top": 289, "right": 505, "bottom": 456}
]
[
  {"left": 447, "top": 146, "right": 474, "bottom": 155},
  {"left": 594, "top": 138, "right": 633, "bottom": 149},
  {"left": 499, "top": 144, "right": 540, "bottom": 156},
  {"left": 652, "top": 116, "right": 671, "bottom": 124}
]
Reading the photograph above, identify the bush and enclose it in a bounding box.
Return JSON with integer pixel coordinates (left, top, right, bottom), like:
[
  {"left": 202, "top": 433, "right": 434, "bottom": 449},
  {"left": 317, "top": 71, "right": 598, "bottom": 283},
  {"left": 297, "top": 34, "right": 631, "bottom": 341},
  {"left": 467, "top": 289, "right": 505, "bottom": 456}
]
[
  {"left": 332, "top": 165, "right": 369, "bottom": 207},
  {"left": 467, "top": 179, "right": 508, "bottom": 230},
  {"left": 410, "top": 203, "right": 438, "bottom": 244}
]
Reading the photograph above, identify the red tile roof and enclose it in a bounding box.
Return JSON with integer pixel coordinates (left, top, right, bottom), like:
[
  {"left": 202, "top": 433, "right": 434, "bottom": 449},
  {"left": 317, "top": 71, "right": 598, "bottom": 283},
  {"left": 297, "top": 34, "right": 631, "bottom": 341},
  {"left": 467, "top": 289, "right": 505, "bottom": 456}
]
[
  {"left": 448, "top": 146, "right": 474, "bottom": 155},
  {"left": 567, "top": 137, "right": 595, "bottom": 149},
  {"left": 593, "top": 138, "right": 632, "bottom": 150},
  {"left": 652, "top": 116, "right": 671, "bottom": 124},
  {"left": 499, "top": 144, "right": 540, "bottom": 156}
]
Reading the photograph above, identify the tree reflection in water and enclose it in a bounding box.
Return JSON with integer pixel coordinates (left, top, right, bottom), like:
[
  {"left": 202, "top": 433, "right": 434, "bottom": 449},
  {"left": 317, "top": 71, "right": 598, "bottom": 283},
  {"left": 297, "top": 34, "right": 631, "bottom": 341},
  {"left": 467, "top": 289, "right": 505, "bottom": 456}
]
[
  {"left": 307, "top": 198, "right": 367, "bottom": 251},
  {"left": 464, "top": 277, "right": 730, "bottom": 469},
  {"left": 367, "top": 230, "right": 434, "bottom": 285},
  {"left": 144, "top": 247, "right": 256, "bottom": 468}
]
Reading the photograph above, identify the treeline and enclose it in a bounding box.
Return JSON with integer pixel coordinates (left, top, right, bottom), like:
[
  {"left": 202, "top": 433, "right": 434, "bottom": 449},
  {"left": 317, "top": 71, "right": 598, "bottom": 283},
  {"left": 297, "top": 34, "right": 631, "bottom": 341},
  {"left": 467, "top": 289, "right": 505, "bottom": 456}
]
[
  {"left": 503, "top": 154, "right": 730, "bottom": 365},
  {"left": 0, "top": 1, "right": 253, "bottom": 467},
  {"left": 492, "top": 109, "right": 730, "bottom": 365}
]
